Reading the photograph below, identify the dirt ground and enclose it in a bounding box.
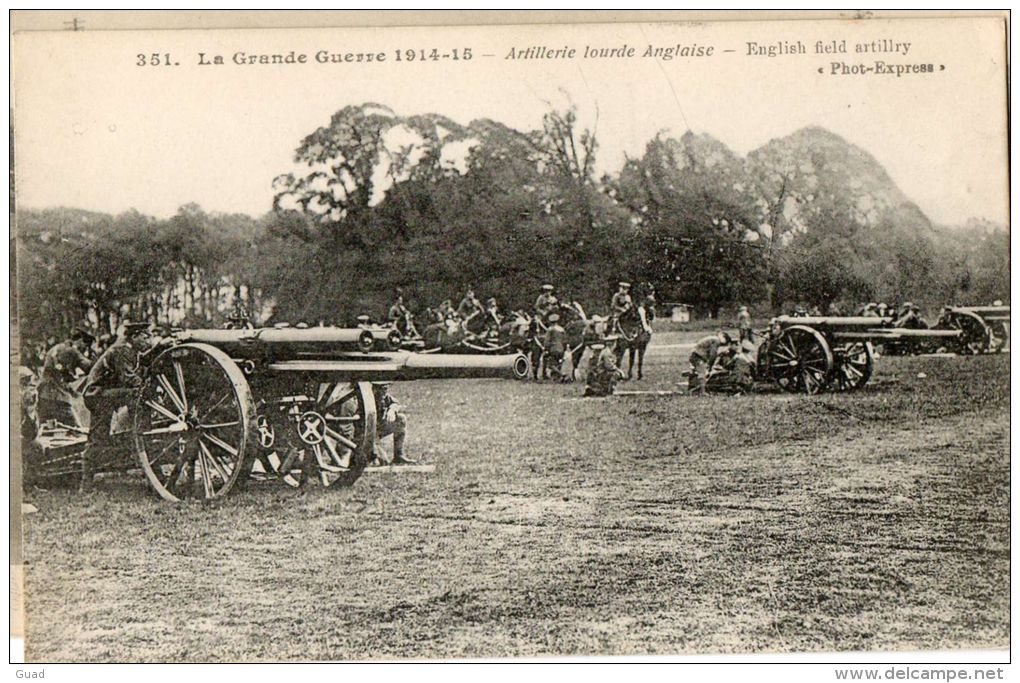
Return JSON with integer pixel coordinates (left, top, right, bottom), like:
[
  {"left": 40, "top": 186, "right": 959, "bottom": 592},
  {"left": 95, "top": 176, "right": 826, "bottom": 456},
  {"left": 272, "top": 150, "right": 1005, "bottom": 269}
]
[{"left": 20, "top": 345, "right": 1009, "bottom": 661}]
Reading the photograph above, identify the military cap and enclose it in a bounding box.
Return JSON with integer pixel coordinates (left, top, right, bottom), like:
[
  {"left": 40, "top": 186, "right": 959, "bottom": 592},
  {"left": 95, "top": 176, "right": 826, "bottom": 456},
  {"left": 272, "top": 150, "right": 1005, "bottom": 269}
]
[
  {"left": 619, "top": 281, "right": 631, "bottom": 288},
  {"left": 589, "top": 342, "right": 606, "bottom": 350},
  {"left": 547, "top": 313, "right": 560, "bottom": 322},
  {"left": 541, "top": 284, "right": 554, "bottom": 291},
  {"left": 356, "top": 315, "right": 371, "bottom": 323}
]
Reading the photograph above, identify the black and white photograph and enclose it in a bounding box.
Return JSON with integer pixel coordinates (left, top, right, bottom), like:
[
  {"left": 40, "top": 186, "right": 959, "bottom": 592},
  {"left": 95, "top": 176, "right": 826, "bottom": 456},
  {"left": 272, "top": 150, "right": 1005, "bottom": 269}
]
[{"left": 9, "top": 10, "right": 1011, "bottom": 670}]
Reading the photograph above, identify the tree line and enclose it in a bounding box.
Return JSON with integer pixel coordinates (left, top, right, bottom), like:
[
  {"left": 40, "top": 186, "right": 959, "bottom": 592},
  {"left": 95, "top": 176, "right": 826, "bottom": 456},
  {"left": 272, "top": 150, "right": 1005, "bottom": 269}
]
[{"left": 14, "top": 102, "right": 1009, "bottom": 343}]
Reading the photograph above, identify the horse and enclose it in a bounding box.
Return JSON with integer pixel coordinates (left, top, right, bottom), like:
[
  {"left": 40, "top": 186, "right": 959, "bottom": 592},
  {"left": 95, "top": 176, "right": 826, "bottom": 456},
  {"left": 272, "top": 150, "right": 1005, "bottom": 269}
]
[
  {"left": 555, "top": 301, "right": 607, "bottom": 382},
  {"left": 614, "top": 297, "right": 655, "bottom": 380}
]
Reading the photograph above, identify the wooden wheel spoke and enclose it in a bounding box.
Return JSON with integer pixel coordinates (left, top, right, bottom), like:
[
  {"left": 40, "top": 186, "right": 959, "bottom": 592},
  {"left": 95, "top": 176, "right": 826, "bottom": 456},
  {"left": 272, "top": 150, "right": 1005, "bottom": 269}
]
[
  {"left": 146, "top": 399, "right": 181, "bottom": 423},
  {"left": 195, "top": 446, "right": 214, "bottom": 498},
  {"left": 199, "top": 440, "right": 230, "bottom": 483},
  {"left": 202, "top": 430, "right": 239, "bottom": 458},
  {"left": 324, "top": 386, "right": 356, "bottom": 410},
  {"left": 325, "top": 426, "right": 358, "bottom": 451},
  {"left": 157, "top": 373, "right": 187, "bottom": 414},
  {"left": 199, "top": 420, "right": 240, "bottom": 430},
  {"left": 141, "top": 423, "right": 186, "bottom": 437},
  {"left": 146, "top": 433, "right": 183, "bottom": 467},
  {"left": 173, "top": 361, "right": 189, "bottom": 412},
  {"left": 199, "top": 392, "right": 232, "bottom": 423}
]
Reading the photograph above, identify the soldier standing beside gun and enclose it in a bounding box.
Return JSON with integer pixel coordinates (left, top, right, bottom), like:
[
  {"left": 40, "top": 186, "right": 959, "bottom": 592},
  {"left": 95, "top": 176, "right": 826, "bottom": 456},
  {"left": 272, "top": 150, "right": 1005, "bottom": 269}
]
[
  {"left": 543, "top": 313, "right": 567, "bottom": 381},
  {"left": 736, "top": 305, "right": 753, "bottom": 343},
  {"left": 687, "top": 330, "right": 732, "bottom": 396},
  {"left": 79, "top": 322, "right": 150, "bottom": 492}
]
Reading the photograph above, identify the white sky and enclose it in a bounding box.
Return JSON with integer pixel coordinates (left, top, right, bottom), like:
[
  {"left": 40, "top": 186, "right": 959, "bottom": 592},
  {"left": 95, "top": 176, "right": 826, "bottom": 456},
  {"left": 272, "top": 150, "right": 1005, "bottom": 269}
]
[{"left": 12, "top": 17, "right": 1009, "bottom": 226}]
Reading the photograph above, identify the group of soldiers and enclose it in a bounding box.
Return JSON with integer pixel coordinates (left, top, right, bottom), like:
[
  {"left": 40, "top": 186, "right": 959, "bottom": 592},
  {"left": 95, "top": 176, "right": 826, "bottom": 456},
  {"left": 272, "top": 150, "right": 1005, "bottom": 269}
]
[
  {"left": 26, "top": 322, "right": 154, "bottom": 491},
  {"left": 381, "top": 281, "right": 652, "bottom": 395}
]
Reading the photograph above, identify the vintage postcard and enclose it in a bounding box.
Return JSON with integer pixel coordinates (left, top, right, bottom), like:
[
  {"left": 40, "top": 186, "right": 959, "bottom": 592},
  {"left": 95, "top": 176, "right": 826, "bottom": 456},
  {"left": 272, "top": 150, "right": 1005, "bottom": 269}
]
[{"left": 10, "top": 11, "right": 1010, "bottom": 667}]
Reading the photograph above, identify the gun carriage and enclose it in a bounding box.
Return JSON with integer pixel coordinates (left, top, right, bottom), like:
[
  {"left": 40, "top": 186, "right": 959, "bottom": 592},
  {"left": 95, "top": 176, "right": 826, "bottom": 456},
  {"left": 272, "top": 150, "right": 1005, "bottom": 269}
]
[
  {"left": 937, "top": 306, "right": 1010, "bottom": 354},
  {"left": 25, "top": 325, "right": 530, "bottom": 502},
  {"left": 754, "top": 316, "right": 967, "bottom": 395}
]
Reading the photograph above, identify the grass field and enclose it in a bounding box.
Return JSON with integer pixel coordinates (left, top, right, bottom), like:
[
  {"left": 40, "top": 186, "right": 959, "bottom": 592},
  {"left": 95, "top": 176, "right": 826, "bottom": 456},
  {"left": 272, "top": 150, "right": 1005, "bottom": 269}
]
[{"left": 21, "top": 338, "right": 1009, "bottom": 661}]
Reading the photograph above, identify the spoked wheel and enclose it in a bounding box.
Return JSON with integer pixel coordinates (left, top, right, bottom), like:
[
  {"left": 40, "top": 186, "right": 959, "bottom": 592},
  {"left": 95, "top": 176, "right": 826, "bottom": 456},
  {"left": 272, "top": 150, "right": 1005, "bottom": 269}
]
[
  {"left": 832, "top": 341, "right": 873, "bottom": 391},
  {"left": 253, "top": 382, "right": 377, "bottom": 489},
  {"left": 946, "top": 311, "right": 991, "bottom": 354},
  {"left": 766, "top": 325, "right": 834, "bottom": 395},
  {"left": 134, "top": 343, "right": 256, "bottom": 502},
  {"left": 988, "top": 321, "right": 1009, "bottom": 353}
]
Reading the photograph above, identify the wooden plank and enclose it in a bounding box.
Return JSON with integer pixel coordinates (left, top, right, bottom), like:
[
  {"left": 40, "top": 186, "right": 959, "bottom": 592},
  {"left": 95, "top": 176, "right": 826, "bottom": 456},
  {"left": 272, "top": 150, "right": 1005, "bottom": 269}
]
[{"left": 363, "top": 464, "right": 436, "bottom": 474}]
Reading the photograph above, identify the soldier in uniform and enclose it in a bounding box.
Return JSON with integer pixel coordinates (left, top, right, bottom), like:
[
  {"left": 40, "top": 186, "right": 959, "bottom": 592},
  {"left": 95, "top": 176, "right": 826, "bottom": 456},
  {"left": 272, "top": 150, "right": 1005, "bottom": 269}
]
[
  {"left": 688, "top": 330, "right": 732, "bottom": 396},
  {"left": 894, "top": 302, "right": 922, "bottom": 329},
  {"left": 736, "top": 305, "right": 753, "bottom": 343},
  {"left": 388, "top": 292, "right": 415, "bottom": 336},
  {"left": 542, "top": 313, "right": 567, "bottom": 381},
  {"left": 610, "top": 282, "right": 633, "bottom": 326},
  {"left": 534, "top": 284, "right": 558, "bottom": 323},
  {"left": 862, "top": 302, "right": 880, "bottom": 318},
  {"left": 483, "top": 297, "right": 502, "bottom": 337},
  {"left": 79, "top": 322, "right": 151, "bottom": 491},
  {"left": 37, "top": 327, "right": 94, "bottom": 425},
  {"left": 584, "top": 336, "right": 624, "bottom": 397},
  {"left": 457, "top": 287, "right": 483, "bottom": 326},
  {"left": 372, "top": 382, "right": 416, "bottom": 466}
]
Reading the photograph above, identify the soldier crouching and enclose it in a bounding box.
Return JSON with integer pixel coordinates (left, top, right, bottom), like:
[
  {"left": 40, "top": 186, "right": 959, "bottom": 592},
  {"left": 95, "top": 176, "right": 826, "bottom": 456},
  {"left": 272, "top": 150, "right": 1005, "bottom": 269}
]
[
  {"left": 687, "top": 331, "right": 732, "bottom": 396},
  {"left": 372, "top": 382, "right": 416, "bottom": 466},
  {"left": 584, "top": 336, "right": 623, "bottom": 397}
]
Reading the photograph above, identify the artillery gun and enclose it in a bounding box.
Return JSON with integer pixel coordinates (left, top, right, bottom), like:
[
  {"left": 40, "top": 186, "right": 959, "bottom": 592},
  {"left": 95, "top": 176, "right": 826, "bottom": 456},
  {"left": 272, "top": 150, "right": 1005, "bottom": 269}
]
[
  {"left": 24, "top": 325, "right": 530, "bottom": 502},
  {"left": 753, "top": 315, "right": 967, "bottom": 395},
  {"left": 936, "top": 305, "right": 1010, "bottom": 354}
]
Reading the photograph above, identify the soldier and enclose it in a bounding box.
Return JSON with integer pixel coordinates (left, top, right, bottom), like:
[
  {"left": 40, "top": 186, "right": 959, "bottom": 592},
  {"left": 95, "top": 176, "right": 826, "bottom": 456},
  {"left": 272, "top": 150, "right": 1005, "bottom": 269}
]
[
  {"left": 862, "top": 302, "right": 880, "bottom": 318},
  {"left": 688, "top": 330, "right": 732, "bottom": 396},
  {"left": 37, "top": 327, "right": 94, "bottom": 425},
  {"left": 792, "top": 305, "right": 807, "bottom": 318},
  {"left": 584, "top": 336, "right": 624, "bottom": 397},
  {"left": 388, "top": 292, "right": 408, "bottom": 326},
  {"left": 371, "top": 382, "right": 416, "bottom": 466},
  {"left": 534, "top": 284, "right": 558, "bottom": 322},
  {"left": 356, "top": 314, "right": 373, "bottom": 328},
  {"left": 457, "top": 287, "right": 483, "bottom": 325},
  {"left": 483, "top": 297, "right": 502, "bottom": 337},
  {"left": 736, "top": 305, "right": 753, "bottom": 343},
  {"left": 543, "top": 313, "right": 567, "bottom": 381},
  {"left": 610, "top": 282, "right": 633, "bottom": 326},
  {"left": 894, "top": 302, "right": 922, "bottom": 329},
  {"left": 79, "top": 322, "right": 151, "bottom": 491}
]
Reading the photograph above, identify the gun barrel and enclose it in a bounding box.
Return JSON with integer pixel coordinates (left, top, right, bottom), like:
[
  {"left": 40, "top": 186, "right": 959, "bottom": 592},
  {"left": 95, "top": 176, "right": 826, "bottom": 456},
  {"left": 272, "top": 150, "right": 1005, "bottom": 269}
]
[
  {"left": 264, "top": 351, "right": 529, "bottom": 381},
  {"left": 180, "top": 327, "right": 377, "bottom": 353}
]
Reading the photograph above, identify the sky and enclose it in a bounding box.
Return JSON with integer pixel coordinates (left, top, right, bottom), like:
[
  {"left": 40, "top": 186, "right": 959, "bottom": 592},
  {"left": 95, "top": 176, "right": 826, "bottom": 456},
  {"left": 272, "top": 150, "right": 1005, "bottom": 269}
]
[{"left": 12, "top": 17, "right": 1009, "bottom": 226}]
